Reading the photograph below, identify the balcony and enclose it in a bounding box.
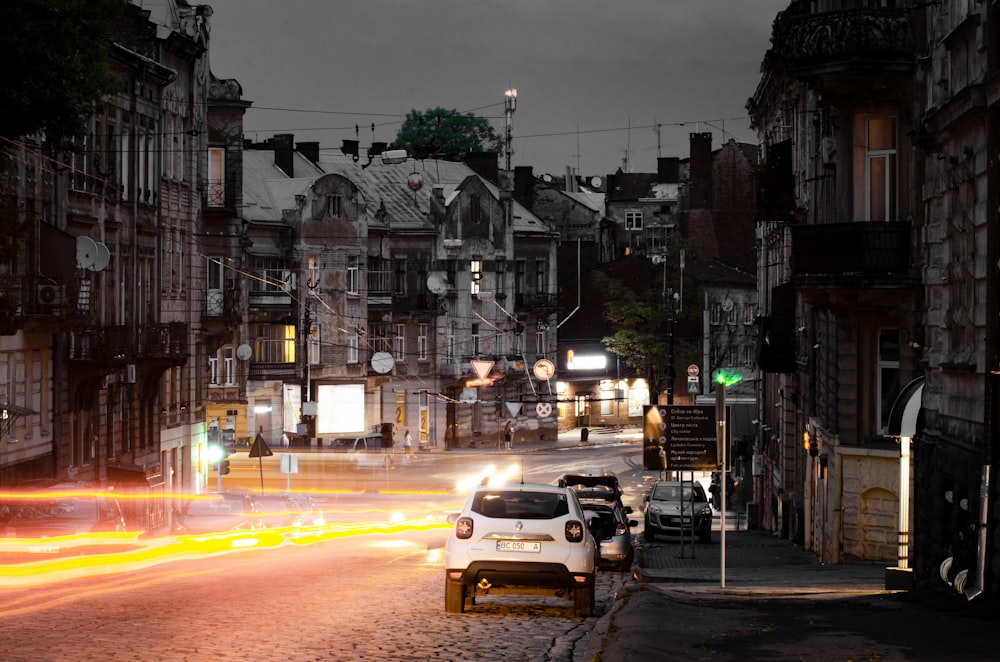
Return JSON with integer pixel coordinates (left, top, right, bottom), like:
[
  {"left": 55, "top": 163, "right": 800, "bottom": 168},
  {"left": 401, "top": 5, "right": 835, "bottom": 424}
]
[
  {"left": 516, "top": 292, "right": 558, "bottom": 310},
  {"left": 248, "top": 362, "right": 298, "bottom": 382},
  {"left": 69, "top": 323, "right": 188, "bottom": 363},
  {"left": 770, "top": 1, "right": 914, "bottom": 78},
  {"left": 392, "top": 291, "right": 441, "bottom": 314},
  {"left": 791, "top": 222, "right": 916, "bottom": 297}
]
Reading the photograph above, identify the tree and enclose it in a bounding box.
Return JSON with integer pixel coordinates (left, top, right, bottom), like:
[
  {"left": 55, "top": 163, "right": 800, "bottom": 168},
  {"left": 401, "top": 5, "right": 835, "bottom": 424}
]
[
  {"left": 594, "top": 245, "right": 702, "bottom": 398},
  {"left": 392, "top": 107, "right": 502, "bottom": 161},
  {"left": 0, "top": 0, "right": 126, "bottom": 142}
]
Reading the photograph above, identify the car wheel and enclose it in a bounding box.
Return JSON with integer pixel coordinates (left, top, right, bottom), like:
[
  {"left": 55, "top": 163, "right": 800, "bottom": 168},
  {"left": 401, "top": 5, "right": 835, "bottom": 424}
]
[
  {"left": 445, "top": 579, "right": 466, "bottom": 614},
  {"left": 573, "top": 581, "right": 595, "bottom": 617}
]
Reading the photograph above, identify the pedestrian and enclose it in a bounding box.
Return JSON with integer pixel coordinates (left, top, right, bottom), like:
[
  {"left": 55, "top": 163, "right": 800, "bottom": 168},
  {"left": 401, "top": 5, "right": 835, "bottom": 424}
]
[
  {"left": 504, "top": 421, "right": 513, "bottom": 451},
  {"left": 404, "top": 429, "right": 414, "bottom": 458}
]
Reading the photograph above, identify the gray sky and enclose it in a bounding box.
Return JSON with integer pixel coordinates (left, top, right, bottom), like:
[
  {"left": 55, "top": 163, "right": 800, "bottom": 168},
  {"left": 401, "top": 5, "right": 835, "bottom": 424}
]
[{"left": 200, "top": 0, "right": 789, "bottom": 176}]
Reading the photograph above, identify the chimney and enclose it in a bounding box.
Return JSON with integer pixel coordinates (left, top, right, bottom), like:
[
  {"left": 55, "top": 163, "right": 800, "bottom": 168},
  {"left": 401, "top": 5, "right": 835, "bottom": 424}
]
[
  {"left": 273, "top": 133, "right": 294, "bottom": 177},
  {"left": 657, "top": 157, "right": 679, "bottom": 183},
  {"left": 689, "top": 132, "right": 713, "bottom": 208},
  {"left": 464, "top": 152, "right": 499, "bottom": 184},
  {"left": 296, "top": 141, "right": 320, "bottom": 166},
  {"left": 514, "top": 166, "right": 533, "bottom": 211}
]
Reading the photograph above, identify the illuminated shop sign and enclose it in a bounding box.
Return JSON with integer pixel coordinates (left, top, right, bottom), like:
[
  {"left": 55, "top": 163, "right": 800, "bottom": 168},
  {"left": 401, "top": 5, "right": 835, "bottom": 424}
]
[{"left": 566, "top": 349, "right": 607, "bottom": 371}]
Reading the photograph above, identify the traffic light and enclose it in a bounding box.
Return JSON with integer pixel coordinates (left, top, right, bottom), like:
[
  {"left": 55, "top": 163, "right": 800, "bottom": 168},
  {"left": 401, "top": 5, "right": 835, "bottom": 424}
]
[
  {"left": 220, "top": 459, "right": 231, "bottom": 475},
  {"left": 206, "top": 443, "right": 224, "bottom": 469}
]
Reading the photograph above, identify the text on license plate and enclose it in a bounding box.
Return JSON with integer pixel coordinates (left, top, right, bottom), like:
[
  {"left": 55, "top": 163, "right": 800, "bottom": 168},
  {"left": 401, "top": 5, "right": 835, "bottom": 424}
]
[{"left": 496, "top": 540, "right": 541, "bottom": 553}]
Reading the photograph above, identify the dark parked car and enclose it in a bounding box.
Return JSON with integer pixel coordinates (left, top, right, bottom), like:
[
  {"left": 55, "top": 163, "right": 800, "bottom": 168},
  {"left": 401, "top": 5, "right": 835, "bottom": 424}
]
[
  {"left": 0, "top": 482, "right": 127, "bottom": 556},
  {"left": 172, "top": 492, "right": 260, "bottom": 534},
  {"left": 643, "top": 479, "right": 713, "bottom": 543},
  {"left": 560, "top": 472, "right": 636, "bottom": 571}
]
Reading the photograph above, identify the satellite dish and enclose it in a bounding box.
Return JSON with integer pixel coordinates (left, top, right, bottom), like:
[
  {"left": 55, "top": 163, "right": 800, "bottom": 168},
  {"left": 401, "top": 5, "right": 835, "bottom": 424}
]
[
  {"left": 541, "top": 173, "right": 553, "bottom": 183},
  {"left": 371, "top": 351, "right": 394, "bottom": 374},
  {"left": 76, "top": 236, "right": 98, "bottom": 269},
  {"left": 590, "top": 176, "right": 603, "bottom": 188},
  {"left": 426, "top": 273, "right": 447, "bottom": 295},
  {"left": 91, "top": 242, "right": 110, "bottom": 271},
  {"left": 236, "top": 344, "right": 252, "bottom": 361}
]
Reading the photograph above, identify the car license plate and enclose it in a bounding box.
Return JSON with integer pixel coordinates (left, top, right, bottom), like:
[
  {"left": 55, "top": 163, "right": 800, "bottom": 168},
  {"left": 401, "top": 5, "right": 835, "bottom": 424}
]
[{"left": 496, "top": 540, "right": 541, "bottom": 553}]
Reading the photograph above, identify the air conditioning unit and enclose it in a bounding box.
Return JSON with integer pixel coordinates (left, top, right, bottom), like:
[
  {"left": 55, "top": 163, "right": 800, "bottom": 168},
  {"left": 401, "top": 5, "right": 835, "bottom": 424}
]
[
  {"left": 124, "top": 363, "right": 136, "bottom": 384},
  {"left": 36, "top": 283, "right": 64, "bottom": 307}
]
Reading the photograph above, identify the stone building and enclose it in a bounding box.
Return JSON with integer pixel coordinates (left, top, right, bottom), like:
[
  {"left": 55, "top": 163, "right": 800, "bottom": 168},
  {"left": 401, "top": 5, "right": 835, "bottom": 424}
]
[{"left": 749, "top": 0, "right": 1000, "bottom": 597}]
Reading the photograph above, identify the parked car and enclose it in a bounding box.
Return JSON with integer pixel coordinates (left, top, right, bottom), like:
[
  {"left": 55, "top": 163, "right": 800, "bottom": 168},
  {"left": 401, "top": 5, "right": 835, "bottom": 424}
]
[
  {"left": 0, "top": 482, "right": 127, "bottom": 555},
  {"left": 444, "top": 480, "right": 600, "bottom": 617},
  {"left": 560, "top": 472, "right": 636, "bottom": 571},
  {"left": 172, "top": 492, "right": 260, "bottom": 534},
  {"left": 329, "top": 434, "right": 392, "bottom": 469},
  {"left": 253, "top": 493, "right": 326, "bottom": 530},
  {"left": 643, "top": 480, "right": 713, "bottom": 544}
]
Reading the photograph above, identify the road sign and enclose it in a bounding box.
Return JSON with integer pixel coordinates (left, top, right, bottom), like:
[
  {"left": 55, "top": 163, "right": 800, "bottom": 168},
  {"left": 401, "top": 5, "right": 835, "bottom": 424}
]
[
  {"left": 249, "top": 432, "right": 273, "bottom": 458},
  {"left": 642, "top": 405, "right": 725, "bottom": 471},
  {"left": 687, "top": 364, "right": 700, "bottom": 377},
  {"left": 535, "top": 401, "right": 553, "bottom": 417},
  {"left": 532, "top": 359, "right": 555, "bottom": 381}
]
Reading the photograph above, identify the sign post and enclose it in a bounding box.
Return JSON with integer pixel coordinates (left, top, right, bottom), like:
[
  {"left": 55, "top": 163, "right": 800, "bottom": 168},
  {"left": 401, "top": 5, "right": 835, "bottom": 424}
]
[{"left": 714, "top": 368, "right": 742, "bottom": 588}]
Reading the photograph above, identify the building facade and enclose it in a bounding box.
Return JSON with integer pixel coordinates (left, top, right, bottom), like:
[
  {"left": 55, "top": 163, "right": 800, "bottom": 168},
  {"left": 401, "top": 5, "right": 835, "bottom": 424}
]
[{"left": 750, "top": 0, "right": 1000, "bottom": 597}]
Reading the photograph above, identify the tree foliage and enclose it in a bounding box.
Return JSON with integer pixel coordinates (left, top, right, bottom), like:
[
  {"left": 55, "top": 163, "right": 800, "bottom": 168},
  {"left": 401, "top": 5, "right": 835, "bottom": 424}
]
[
  {"left": 392, "top": 107, "right": 502, "bottom": 161},
  {"left": 594, "top": 245, "right": 703, "bottom": 397},
  {"left": 0, "top": 0, "right": 127, "bottom": 142}
]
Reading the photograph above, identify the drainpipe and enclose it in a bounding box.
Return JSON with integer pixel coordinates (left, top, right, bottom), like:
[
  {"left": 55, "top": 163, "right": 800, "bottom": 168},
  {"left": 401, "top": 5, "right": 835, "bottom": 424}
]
[{"left": 964, "top": 465, "right": 991, "bottom": 600}]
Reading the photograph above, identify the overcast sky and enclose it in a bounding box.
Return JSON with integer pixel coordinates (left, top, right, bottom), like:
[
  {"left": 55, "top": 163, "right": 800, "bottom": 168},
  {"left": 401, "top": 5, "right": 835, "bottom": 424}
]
[{"left": 197, "top": 0, "right": 790, "bottom": 177}]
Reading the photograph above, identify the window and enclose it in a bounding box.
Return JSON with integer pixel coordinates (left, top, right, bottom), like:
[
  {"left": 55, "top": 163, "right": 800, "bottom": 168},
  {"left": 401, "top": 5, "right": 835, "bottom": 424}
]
[
  {"left": 250, "top": 256, "right": 293, "bottom": 294},
  {"left": 514, "top": 260, "right": 526, "bottom": 297},
  {"left": 535, "top": 259, "right": 547, "bottom": 294},
  {"left": 878, "top": 329, "right": 900, "bottom": 432},
  {"left": 471, "top": 323, "right": 480, "bottom": 356},
  {"left": 447, "top": 323, "right": 456, "bottom": 363},
  {"left": 744, "top": 302, "right": 755, "bottom": 325},
  {"left": 209, "top": 353, "right": 220, "bottom": 386},
  {"left": 307, "top": 255, "right": 319, "bottom": 291},
  {"left": 347, "top": 256, "right": 360, "bottom": 295},
  {"left": 394, "top": 324, "right": 406, "bottom": 358},
  {"left": 308, "top": 324, "right": 320, "bottom": 365},
  {"left": 495, "top": 258, "right": 507, "bottom": 297},
  {"left": 625, "top": 211, "right": 643, "bottom": 230},
  {"left": 418, "top": 324, "right": 428, "bottom": 360},
  {"left": 535, "top": 330, "right": 545, "bottom": 356},
  {"left": 207, "top": 147, "right": 224, "bottom": 207},
  {"left": 854, "top": 115, "right": 897, "bottom": 222},
  {"left": 394, "top": 258, "right": 407, "bottom": 296},
  {"left": 495, "top": 331, "right": 505, "bottom": 357},
  {"left": 250, "top": 323, "right": 297, "bottom": 363},
  {"left": 370, "top": 322, "right": 392, "bottom": 354},
  {"left": 347, "top": 328, "right": 359, "bottom": 364},
  {"left": 709, "top": 303, "right": 721, "bottom": 326},
  {"left": 470, "top": 258, "right": 482, "bottom": 295},
  {"left": 470, "top": 194, "right": 482, "bottom": 224},
  {"left": 326, "top": 194, "right": 342, "bottom": 217},
  {"left": 223, "top": 348, "right": 236, "bottom": 385}
]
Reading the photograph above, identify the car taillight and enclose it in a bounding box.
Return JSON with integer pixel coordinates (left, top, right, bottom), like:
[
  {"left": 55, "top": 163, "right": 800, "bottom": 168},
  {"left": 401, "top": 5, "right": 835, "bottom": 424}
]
[
  {"left": 455, "top": 516, "right": 474, "bottom": 540},
  {"left": 565, "top": 520, "right": 584, "bottom": 543},
  {"left": 615, "top": 522, "right": 628, "bottom": 536}
]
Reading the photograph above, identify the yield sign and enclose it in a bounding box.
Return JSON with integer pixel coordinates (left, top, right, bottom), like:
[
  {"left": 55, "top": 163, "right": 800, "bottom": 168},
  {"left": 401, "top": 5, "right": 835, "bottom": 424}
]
[
  {"left": 249, "top": 432, "right": 273, "bottom": 458},
  {"left": 470, "top": 359, "right": 495, "bottom": 380},
  {"left": 505, "top": 402, "right": 522, "bottom": 417}
]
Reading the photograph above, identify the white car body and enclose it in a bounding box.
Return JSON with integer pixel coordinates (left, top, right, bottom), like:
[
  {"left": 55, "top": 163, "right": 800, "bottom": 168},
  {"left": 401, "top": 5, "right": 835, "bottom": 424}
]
[{"left": 444, "top": 481, "right": 598, "bottom": 616}]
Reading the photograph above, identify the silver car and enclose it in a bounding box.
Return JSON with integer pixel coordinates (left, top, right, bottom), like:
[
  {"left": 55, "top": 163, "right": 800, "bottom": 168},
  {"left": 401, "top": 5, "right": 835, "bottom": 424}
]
[{"left": 643, "top": 480, "right": 713, "bottom": 544}]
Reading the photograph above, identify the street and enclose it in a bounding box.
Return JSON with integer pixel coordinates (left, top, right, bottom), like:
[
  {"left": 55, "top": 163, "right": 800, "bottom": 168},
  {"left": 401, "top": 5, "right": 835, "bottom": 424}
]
[{"left": 0, "top": 516, "right": 627, "bottom": 661}]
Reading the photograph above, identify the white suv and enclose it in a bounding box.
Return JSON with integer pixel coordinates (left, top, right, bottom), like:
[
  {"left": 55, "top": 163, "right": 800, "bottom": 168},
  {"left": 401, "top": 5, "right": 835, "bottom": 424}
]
[{"left": 444, "top": 481, "right": 598, "bottom": 616}]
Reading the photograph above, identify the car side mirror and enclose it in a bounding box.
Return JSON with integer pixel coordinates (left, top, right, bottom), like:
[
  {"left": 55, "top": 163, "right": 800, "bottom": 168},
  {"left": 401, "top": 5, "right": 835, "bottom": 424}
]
[
  {"left": 628, "top": 519, "right": 638, "bottom": 528},
  {"left": 624, "top": 506, "right": 633, "bottom": 514}
]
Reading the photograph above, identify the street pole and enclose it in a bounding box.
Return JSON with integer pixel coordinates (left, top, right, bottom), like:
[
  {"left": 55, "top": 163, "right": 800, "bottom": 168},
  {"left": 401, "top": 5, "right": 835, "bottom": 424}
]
[
  {"left": 667, "top": 288, "right": 676, "bottom": 405},
  {"left": 717, "top": 379, "right": 727, "bottom": 588}
]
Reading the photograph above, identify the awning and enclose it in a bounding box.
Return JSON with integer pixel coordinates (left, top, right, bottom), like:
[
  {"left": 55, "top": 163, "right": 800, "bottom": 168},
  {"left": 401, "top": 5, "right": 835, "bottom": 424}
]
[{"left": 887, "top": 377, "right": 924, "bottom": 438}]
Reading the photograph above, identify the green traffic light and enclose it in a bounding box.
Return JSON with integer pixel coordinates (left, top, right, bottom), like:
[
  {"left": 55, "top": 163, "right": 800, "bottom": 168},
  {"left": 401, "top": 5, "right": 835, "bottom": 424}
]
[
  {"left": 205, "top": 443, "right": 224, "bottom": 464},
  {"left": 714, "top": 369, "right": 743, "bottom": 388}
]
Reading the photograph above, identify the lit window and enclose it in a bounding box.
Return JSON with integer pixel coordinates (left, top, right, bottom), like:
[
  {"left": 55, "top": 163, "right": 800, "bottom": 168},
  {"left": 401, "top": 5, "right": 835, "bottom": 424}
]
[
  {"left": 854, "top": 115, "right": 897, "bottom": 222},
  {"left": 471, "top": 259, "right": 482, "bottom": 295}
]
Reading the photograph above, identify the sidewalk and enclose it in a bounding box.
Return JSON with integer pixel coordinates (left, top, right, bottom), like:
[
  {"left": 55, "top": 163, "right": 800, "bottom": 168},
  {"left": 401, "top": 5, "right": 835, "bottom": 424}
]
[{"left": 635, "top": 527, "right": 889, "bottom": 597}]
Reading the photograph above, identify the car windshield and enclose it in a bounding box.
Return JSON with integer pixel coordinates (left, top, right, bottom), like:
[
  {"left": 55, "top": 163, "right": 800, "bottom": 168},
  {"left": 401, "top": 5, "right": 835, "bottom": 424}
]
[
  {"left": 8, "top": 497, "right": 104, "bottom": 523},
  {"left": 651, "top": 483, "right": 707, "bottom": 503},
  {"left": 472, "top": 490, "right": 570, "bottom": 520}
]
